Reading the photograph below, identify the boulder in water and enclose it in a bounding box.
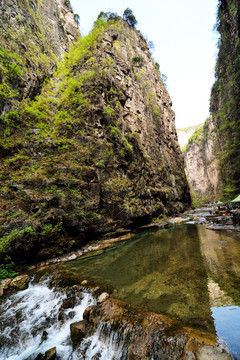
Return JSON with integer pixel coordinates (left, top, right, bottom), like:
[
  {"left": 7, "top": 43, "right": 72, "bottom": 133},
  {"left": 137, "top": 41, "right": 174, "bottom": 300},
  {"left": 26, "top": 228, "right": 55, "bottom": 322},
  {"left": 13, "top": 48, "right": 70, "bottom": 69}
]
[
  {"left": 60, "top": 296, "right": 76, "bottom": 309},
  {"left": 10, "top": 275, "right": 28, "bottom": 289},
  {"left": 83, "top": 305, "right": 97, "bottom": 324},
  {"left": 70, "top": 320, "right": 89, "bottom": 343},
  {"left": 45, "top": 347, "right": 56, "bottom": 360},
  {"left": 97, "top": 292, "right": 109, "bottom": 304},
  {"left": 0, "top": 286, "right": 3, "bottom": 297}
]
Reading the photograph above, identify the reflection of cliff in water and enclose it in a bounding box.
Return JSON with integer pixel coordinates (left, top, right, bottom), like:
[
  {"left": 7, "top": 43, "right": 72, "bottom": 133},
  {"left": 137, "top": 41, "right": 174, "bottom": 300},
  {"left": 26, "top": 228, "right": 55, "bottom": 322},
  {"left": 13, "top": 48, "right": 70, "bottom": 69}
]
[
  {"left": 198, "top": 226, "right": 240, "bottom": 305},
  {"left": 60, "top": 224, "right": 215, "bottom": 333}
]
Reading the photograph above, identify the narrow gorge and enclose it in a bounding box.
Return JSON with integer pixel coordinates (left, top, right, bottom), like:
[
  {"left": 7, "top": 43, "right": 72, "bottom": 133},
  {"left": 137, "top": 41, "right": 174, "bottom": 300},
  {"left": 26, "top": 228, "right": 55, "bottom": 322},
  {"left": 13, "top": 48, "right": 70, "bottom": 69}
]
[
  {"left": 1, "top": 0, "right": 240, "bottom": 359},
  {"left": 180, "top": 118, "right": 220, "bottom": 201},
  {"left": 181, "top": 0, "right": 240, "bottom": 202}
]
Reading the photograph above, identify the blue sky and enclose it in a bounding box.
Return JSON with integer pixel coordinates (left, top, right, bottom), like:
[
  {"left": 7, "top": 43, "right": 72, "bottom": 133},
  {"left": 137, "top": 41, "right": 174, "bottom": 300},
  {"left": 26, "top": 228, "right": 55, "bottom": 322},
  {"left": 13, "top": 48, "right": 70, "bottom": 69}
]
[{"left": 70, "top": 0, "right": 219, "bottom": 128}]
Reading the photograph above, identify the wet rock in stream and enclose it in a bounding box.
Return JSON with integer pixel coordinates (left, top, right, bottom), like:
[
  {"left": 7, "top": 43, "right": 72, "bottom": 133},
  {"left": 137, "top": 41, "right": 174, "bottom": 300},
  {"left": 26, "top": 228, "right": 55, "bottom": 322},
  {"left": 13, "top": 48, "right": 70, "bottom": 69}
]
[{"left": 70, "top": 319, "right": 89, "bottom": 343}]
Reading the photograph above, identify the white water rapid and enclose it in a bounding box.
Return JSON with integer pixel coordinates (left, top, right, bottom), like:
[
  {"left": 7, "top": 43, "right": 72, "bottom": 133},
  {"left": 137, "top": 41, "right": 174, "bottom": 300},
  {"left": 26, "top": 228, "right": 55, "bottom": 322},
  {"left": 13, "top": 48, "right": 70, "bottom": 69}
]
[{"left": 0, "top": 277, "right": 124, "bottom": 360}]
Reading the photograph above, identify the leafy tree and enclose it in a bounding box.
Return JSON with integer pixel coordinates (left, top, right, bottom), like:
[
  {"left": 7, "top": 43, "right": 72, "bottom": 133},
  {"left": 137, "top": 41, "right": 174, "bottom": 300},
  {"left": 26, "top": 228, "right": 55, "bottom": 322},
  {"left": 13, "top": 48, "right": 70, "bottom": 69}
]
[
  {"left": 154, "top": 62, "right": 160, "bottom": 71},
  {"left": 97, "top": 11, "right": 119, "bottom": 22},
  {"left": 123, "top": 8, "right": 137, "bottom": 27},
  {"left": 74, "top": 13, "right": 80, "bottom": 26},
  {"left": 97, "top": 11, "right": 107, "bottom": 20}
]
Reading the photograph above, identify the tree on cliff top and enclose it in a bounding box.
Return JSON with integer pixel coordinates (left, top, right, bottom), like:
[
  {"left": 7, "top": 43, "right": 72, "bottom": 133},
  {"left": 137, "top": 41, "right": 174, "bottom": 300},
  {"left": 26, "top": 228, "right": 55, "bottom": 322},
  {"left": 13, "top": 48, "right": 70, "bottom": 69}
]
[{"left": 123, "top": 8, "right": 137, "bottom": 27}]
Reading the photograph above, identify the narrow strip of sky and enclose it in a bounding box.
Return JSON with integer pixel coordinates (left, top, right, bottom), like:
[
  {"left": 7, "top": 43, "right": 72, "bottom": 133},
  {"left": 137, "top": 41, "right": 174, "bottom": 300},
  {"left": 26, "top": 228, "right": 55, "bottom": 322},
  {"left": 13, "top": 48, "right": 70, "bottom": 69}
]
[{"left": 70, "top": 0, "right": 219, "bottom": 128}]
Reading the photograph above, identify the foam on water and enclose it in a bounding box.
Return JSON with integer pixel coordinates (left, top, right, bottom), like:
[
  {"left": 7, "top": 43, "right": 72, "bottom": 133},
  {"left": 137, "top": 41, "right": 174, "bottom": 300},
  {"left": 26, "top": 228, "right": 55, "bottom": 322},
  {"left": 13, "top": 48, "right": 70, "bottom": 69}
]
[{"left": 0, "top": 278, "right": 124, "bottom": 359}]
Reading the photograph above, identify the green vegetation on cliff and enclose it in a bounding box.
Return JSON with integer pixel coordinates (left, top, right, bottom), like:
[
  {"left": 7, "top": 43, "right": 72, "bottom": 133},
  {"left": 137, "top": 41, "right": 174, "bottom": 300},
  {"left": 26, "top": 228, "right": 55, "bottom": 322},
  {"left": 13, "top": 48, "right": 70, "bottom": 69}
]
[
  {"left": 210, "top": 0, "right": 240, "bottom": 199},
  {"left": 182, "top": 118, "right": 211, "bottom": 153},
  {"left": 0, "top": 11, "right": 190, "bottom": 264}
]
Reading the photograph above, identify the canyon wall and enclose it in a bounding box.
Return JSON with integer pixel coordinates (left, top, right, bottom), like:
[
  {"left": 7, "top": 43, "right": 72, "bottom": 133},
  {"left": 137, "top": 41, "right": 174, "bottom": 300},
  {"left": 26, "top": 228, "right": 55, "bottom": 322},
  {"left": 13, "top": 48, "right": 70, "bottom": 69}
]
[
  {"left": 210, "top": 0, "right": 240, "bottom": 199},
  {"left": 0, "top": 12, "right": 190, "bottom": 262},
  {"left": 183, "top": 117, "right": 220, "bottom": 198}
]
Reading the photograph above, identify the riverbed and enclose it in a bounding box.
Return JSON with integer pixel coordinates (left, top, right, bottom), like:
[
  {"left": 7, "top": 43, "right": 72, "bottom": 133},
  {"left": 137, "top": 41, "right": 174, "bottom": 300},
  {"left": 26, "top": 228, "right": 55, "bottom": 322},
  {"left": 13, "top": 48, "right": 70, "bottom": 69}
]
[{"left": 1, "top": 218, "right": 240, "bottom": 359}]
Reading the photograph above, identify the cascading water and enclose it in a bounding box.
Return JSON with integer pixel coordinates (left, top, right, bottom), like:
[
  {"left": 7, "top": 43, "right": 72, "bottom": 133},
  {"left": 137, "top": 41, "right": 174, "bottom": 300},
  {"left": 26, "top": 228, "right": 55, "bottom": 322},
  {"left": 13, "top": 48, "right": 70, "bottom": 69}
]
[
  {"left": 0, "top": 277, "right": 125, "bottom": 360},
  {"left": 77, "top": 322, "right": 126, "bottom": 360}
]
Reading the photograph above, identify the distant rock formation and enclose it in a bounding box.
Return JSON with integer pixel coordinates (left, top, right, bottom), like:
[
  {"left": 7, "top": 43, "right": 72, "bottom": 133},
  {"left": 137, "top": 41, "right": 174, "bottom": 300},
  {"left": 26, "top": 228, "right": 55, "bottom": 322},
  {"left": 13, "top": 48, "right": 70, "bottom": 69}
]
[
  {"left": 177, "top": 123, "right": 203, "bottom": 148},
  {"left": 183, "top": 117, "right": 220, "bottom": 198}
]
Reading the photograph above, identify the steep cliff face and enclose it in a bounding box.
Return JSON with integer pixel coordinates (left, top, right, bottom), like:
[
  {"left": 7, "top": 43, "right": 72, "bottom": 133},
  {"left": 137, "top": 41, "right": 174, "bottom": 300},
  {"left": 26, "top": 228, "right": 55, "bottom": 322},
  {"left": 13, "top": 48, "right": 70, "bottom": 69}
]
[
  {"left": 0, "top": 15, "right": 190, "bottom": 262},
  {"left": 210, "top": 0, "right": 240, "bottom": 199},
  {"left": 0, "top": 0, "right": 79, "bottom": 115},
  {"left": 183, "top": 118, "right": 220, "bottom": 198},
  {"left": 177, "top": 124, "right": 203, "bottom": 148}
]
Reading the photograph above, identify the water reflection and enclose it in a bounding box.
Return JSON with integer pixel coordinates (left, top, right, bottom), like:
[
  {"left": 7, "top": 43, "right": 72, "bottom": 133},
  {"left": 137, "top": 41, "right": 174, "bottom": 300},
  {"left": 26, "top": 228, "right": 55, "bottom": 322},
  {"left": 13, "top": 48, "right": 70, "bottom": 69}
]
[
  {"left": 61, "top": 224, "right": 215, "bottom": 333},
  {"left": 198, "top": 226, "right": 240, "bottom": 304},
  {"left": 198, "top": 226, "right": 240, "bottom": 358}
]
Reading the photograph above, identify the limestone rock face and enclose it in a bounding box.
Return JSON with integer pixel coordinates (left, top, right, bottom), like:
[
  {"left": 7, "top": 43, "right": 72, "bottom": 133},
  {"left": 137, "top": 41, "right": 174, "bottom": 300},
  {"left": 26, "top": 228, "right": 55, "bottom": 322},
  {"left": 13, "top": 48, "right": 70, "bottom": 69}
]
[{"left": 183, "top": 117, "right": 220, "bottom": 198}]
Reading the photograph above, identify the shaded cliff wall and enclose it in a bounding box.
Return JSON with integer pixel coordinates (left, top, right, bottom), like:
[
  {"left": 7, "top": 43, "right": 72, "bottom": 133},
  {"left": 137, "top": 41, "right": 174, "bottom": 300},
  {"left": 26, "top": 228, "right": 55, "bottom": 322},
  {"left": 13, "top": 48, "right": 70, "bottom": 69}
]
[
  {"left": 183, "top": 117, "right": 220, "bottom": 198},
  {"left": 210, "top": 0, "right": 240, "bottom": 199},
  {"left": 0, "top": 16, "right": 190, "bottom": 262},
  {"left": 0, "top": 0, "right": 79, "bottom": 115}
]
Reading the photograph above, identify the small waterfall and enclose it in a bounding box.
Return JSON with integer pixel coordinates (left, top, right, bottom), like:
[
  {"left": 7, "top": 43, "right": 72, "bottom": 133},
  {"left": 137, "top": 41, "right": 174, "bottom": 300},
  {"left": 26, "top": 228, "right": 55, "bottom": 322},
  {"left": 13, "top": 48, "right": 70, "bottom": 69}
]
[
  {"left": 78, "top": 322, "right": 126, "bottom": 360},
  {"left": 0, "top": 277, "right": 125, "bottom": 360}
]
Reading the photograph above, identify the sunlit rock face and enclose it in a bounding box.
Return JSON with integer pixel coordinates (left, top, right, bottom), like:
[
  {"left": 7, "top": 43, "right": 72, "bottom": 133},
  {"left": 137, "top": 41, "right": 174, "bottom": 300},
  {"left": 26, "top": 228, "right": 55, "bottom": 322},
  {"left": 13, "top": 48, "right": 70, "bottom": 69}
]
[
  {"left": 183, "top": 117, "right": 220, "bottom": 198},
  {"left": 177, "top": 123, "right": 203, "bottom": 148}
]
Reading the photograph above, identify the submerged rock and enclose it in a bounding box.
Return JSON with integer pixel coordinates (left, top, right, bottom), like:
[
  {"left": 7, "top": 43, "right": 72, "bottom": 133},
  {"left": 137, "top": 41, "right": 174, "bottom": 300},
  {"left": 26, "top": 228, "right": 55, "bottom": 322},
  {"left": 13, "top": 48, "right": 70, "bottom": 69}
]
[{"left": 60, "top": 296, "right": 76, "bottom": 310}]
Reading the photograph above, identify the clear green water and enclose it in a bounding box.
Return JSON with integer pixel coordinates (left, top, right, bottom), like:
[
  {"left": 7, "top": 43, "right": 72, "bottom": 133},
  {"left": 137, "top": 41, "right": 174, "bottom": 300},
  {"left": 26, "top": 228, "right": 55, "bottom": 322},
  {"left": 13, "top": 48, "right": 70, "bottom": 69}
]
[{"left": 60, "top": 224, "right": 240, "bottom": 358}]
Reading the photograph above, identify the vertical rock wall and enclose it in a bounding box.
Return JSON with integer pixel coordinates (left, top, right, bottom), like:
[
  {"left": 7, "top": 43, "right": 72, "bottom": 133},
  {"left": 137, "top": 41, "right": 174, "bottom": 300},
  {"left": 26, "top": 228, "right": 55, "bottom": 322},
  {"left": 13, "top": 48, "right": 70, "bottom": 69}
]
[{"left": 183, "top": 118, "right": 220, "bottom": 198}]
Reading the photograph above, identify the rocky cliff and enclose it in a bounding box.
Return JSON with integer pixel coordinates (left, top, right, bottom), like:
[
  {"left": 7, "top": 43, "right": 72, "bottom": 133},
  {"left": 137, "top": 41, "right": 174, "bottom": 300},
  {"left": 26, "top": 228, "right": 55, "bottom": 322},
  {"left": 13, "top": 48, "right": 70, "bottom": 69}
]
[
  {"left": 0, "top": 0, "right": 79, "bottom": 115},
  {"left": 183, "top": 117, "right": 220, "bottom": 199},
  {"left": 210, "top": 0, "right": 240, "bottom": 199},
  {"left": 0, "top": 12, "right": 190, "bottom": 263},
  {"left": 177, "top": 123, "right": 203, "bottom": 148}
]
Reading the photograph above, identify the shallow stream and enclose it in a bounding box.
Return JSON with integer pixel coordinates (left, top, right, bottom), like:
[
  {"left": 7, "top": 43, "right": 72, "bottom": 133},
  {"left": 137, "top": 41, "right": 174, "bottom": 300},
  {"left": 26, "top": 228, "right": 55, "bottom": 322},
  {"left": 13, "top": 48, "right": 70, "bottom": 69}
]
[
  {"left": 1, "top": 222, "right": 240, "bottom": 359},
  {"left": 60, "top": 223, "right": 240, "bottom": 359}
]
